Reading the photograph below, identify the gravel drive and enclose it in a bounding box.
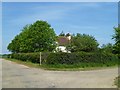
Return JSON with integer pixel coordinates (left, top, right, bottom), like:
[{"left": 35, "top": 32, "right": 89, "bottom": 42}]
[{"left": 2, "top": 58, "right": 118, "bottom": 88}]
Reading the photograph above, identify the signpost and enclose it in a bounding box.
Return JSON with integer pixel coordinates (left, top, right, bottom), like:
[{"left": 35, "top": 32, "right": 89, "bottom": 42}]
[{"left": 40, "top": 52, "right": 41, "bottom": 65}]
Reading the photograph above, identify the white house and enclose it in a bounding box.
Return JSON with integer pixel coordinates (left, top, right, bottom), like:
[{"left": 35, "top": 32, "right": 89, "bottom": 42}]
[{"left": 54, "top": 33, "right": 71, "bottom": 53}]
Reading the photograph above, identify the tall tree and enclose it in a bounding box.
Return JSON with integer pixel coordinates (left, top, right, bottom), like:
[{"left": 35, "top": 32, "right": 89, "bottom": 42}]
[
  {"left": 7, "top": 20, "right": 56, "bottom": 53},
  {"left": 59, "top": 31, "right": 65, "bottom": 36},
  {"left": 7, "top": 35, "right": 21, "bottom": 53},
  {"left": 101, "top": 43, "right": 113, "bottom": 53},
  {"left": 66, "top": 33, "right": 99, "bottom": 52},
  {"left": 112, "top": 26, "right": 120, "bottom": 56}
]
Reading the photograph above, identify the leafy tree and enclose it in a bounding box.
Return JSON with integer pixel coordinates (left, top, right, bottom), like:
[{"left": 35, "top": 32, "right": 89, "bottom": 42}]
[
  {"left": 66, "top": 33, "right": 70, "bottom": 36},
  {"left": 112, "top": 26, "right": 120, "bottom": 56},
  {"left": 101, "top": 43, "right": 113, "bottom": 53},
  {"left": 7, "top": 20, "right": 56, "bottom": 53},
  {"left": 66, "top": 33, "right": 99, "bottom": 52},
  {"left": 7, "top": 35, "right": 21, "bottom": 53},
  {"left": 59, "top": 31, "right": 65, "bottom": 36}
]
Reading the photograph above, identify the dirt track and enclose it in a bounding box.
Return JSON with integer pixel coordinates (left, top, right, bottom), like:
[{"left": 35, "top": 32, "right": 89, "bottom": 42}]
[{"left": 2, "top": 58, "right": 118, "bottom": 88}]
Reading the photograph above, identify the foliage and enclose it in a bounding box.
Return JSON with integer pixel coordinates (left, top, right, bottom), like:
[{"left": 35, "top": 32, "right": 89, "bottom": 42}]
[
  {"left": 101, "top": 43, "right": 113, "bottom": 53},
  {"left": 1, "top": 54, "right": 9, "bottom": 58},
  {"left": 9, "top": 52, "right": 118, "bottom": 66},
  {"left": 66, "top": 33, "right": 99, "bottom": 52},
  {"left": 59, "top": 31, "right": 65, "bottom": 36},
  {"left": 7, "top": 20, "right": 56, "bottom": 53},
  {"left": 7, "top": 35, "right": 21, "bottom": 53},
  {"left": 10, "top": 52, "right": 50, "bottom": 64},
  {"left": 112, "top": 26, "right": 120, "bottom": 58},
  {"left": 66, "top": 33, "right": 71, "bottom": 36},
  {"left": 114, "top": 75, "right": 120, "bottom": 88},
  {"left": 46, "top": 52, "right": 118, "bottom": 65}
]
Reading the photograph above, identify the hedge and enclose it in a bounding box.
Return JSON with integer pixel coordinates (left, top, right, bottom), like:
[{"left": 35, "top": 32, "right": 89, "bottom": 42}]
[
  {"left": 45, "top": 52, "right": 119, "bottom": 65},
  {"left": 10, "top": 52, "right": 50, "bottom": 63},
  {"left": 9, "top": 52, "right": 119, "bottom": 65}
]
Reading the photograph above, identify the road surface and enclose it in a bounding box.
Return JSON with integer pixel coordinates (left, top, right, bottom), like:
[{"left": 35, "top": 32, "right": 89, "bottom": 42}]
[{"left": 2, "top": 58, "right": 118, "bottom": 88}]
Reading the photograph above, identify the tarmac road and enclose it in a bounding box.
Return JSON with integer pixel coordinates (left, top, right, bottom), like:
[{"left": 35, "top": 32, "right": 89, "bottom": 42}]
[{"left": 2, "top": 58, "right": 118, "bottom": 88}]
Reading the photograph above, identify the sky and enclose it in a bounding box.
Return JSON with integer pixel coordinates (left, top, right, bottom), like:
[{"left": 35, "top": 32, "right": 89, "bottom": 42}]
[{"left": 2, "top": 2, "right": 118, "bottom": 54}]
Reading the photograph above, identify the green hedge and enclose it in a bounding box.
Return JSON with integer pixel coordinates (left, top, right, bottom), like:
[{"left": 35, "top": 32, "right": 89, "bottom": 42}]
[
  {"left": 10, "top": 52, "right": 50, "bottom": 63},
  {"left": 9, "top": 52, "right": 119, "bottom": 65},
  {"left": 46, "top": 52, "right": 119, "bottom": 65}
]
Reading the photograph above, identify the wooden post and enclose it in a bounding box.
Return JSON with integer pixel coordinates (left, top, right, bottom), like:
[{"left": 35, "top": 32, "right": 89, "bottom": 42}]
[{"left": 40, "top": 52, "right": 41, "bottom": 65}]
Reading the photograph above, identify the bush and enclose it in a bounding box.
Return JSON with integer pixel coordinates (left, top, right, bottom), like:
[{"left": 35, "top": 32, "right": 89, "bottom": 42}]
[
  {"left": 10, "top": 52, "right": 51, "bottom": 64},
  {"left": 46, "top": 52, "right": 118, "bottom": 65},
  {"left": 2, "top": 54, "right": 10, "bottom": 58},
  {"left": 115, "top": 75, "right": 120, "bottom": 88},
  {"left": 9, "top": 52, "right": 118, "bottom": 66}
]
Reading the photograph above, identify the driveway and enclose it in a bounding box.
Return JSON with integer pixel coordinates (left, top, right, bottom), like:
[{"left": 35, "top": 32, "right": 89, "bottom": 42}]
[{"left": 2, "top": 58, "right": 118, "bottom": 88}]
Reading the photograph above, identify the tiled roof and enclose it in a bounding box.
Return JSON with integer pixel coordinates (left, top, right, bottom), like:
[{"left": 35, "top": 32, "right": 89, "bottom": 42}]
[{"left": 57, "top": 36, "right": 70, "bottom": 46}]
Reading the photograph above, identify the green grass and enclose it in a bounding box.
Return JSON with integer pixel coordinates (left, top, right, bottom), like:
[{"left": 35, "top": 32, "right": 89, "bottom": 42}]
[
  {"left": 3, "top": 57, "right": 118, "bottom": 71},
  {"left": 3, "top": 58, "right": 41, "bottom": 68},
  {"left": 40, "top": 63, "right": 118, "bottom": 71},
  {"left": 114, "top": 75, "right": 120, "bottom": 88}
]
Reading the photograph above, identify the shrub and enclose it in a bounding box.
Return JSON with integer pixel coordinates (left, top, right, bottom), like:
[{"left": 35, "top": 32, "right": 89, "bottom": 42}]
[
  {"left": 46, "top": 52, "right": 119, "bottom": 65},
  {"left": 114, "top": 75, "right": 120, "bottom": 88},
  {"left": 10, "top": 52, "right": 51, "bottom": 64},
  {"left": 9, "top": 52, "right": 118, "bottom": 66}
]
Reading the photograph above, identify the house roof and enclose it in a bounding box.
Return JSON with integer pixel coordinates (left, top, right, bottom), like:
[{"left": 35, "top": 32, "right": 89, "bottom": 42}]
[{"left": 57, "top": 36, "right": 70, "bottom": 46}]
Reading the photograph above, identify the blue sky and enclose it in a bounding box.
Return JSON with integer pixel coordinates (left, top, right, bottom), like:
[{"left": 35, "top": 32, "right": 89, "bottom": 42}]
[{"left": 2, "top": 2, "right": 118, "bottom": 54}]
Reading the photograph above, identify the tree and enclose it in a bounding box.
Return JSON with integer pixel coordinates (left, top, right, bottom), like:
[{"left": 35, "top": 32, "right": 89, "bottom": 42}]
[
  {"left": 7, "top": 20, "right": 56, "bottom": 53},
  {"left": 66, "top": 33, "right": 99, "bottom": 52},
  {"left": 7, "top": 35, "right": 21, "bottom": 53},
  {"left": 112, "top": 25, "right": 120, "bottom": 56},
  {"left": 59, "top": 31, "right": 65, "bottom": 36},
  {"left": 101, "top": 43, "right": 113, "bottom": 53}
]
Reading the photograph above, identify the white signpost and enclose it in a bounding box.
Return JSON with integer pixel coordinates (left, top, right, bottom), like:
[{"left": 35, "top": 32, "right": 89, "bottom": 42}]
[{"left": 40, "top": 52, "right": 41, "bottom": 65}]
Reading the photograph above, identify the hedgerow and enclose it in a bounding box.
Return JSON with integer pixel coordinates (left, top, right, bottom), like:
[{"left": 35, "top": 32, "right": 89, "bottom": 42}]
[
  {"left": 9, "top": 52, "right": 119, "bottom": 66},
  {"left": 10, "top": 52, "right": 50, "bottom": 63},
  {"left": 46, "top": 52, "right": 118, "bottom": 65}
]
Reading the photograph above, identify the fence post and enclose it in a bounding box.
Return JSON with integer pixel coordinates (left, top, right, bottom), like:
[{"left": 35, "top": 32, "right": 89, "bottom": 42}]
[{"left": 40, "top": 52, "right": 41, "bottom": 65}]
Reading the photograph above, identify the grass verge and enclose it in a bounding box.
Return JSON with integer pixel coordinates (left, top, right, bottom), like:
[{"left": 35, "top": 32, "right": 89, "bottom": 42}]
[
  {"left": 114, "top": 75, "right": 120, "bottom": 88},
  {"left": 3, "top": 58, "right": 41, "bottom": 68},
  {"left": 3, "top": 58, "right": 118, "bottom": 71}
]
